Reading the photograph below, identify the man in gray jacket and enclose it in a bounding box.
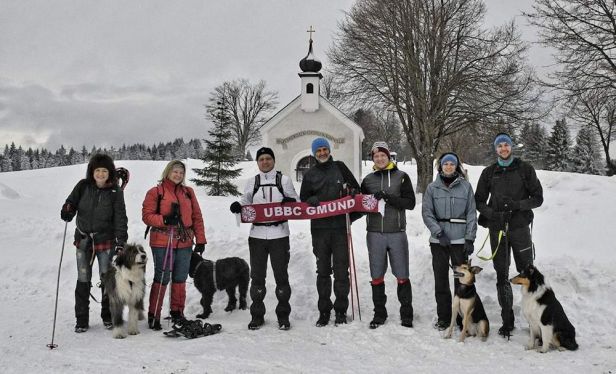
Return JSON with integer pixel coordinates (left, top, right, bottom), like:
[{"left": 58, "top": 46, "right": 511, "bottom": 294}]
[
  {"left": 422, "top": 152, "right": 477, "bottom": 331},
  {"left": 361, "top": 142, "right": 416, "bottom": 328}
]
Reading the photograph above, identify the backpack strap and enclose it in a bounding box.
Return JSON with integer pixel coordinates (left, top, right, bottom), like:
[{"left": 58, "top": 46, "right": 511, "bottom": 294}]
[
  {"left": 144, "top": 184, "right": 165, "bottom": 239},
  {"left": 252, "top": 171, "right": 285, "bottom": 198}
]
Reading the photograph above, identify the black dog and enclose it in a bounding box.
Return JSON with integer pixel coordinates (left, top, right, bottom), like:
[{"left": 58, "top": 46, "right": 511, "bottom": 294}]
[{"left": 189, "top": 252, "right": 250, "bottom": 319}]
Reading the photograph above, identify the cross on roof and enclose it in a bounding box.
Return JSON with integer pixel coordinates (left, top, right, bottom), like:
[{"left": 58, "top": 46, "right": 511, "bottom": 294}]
[{"left": 307, "top": 25, "right": 315, "bottom": 41}]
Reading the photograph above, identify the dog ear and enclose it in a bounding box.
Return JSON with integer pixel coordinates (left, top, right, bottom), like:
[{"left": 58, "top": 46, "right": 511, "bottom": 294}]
[{"left": 470, "top": 266, "right": 483, "bottom": 274}]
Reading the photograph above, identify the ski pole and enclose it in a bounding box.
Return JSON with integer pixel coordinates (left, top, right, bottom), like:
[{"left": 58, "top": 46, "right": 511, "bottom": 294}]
[
  {"left": 47, "top": 221, "right": 68, "bottom": 350},
  {"left": 154, "top": 227, "right": 174, "bottom": 321}
]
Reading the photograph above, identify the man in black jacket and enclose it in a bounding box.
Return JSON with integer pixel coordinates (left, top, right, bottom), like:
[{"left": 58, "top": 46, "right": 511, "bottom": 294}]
[
  {"left": 300, "top": 137, "right": 360, "bottom": 327},
  {"left": 475, "top": 133, "right": 543, "bottom": 338}
]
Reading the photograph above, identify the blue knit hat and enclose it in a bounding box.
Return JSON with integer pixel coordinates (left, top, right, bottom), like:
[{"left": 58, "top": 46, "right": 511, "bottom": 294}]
[
  {"left": 311, "top": 137, "right": 330, "bottom": 156},
  {"left": 493, "top": 133, "right": 513, "bottom": 148},
  {"left": 440, "top": 153, "right": 458, "bottom": 167}
]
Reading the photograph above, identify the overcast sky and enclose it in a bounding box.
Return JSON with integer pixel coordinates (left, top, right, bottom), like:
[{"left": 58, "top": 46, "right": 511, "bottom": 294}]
[{"left": 0, "top": 0, "right": 548, "bottom": 151}]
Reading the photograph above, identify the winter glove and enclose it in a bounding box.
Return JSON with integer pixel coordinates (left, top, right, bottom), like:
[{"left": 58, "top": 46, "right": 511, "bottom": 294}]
[
  {"left": 501, "top": 197, "right": 520, "bottom": 212},
  {"left": 60, "top": 203, "right": 76, "bottom": 222},
  {"left": 464, "top": 240, "right": 474, "bottom": 256},
  {"left": 194, "top": 243, "right": 205, "bottom": 255},
  {"left": 113, "top": 243, "right": 124, "bottom": 257},
  {"left": 437, "top": 231, "right": 451, "bottom": 247},
  {"left": 373, "top": 191, "right": 388, "bottom": 201},
  {"left": 306, "top": 196, "right": 320, "bottom": 207},
  {"left": 280, "top": 196, "right": 297, "bottom": 204},
  {"left": 229, "top": 201, "right": 242, "bottom": 214},
  {"left": 163, "top": 213, "right": 180, "bottom": 226}
]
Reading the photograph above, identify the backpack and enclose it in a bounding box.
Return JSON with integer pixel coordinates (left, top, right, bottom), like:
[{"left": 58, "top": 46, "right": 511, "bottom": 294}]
[{"left": 252, "top": 171, "right": 285, "bottom": 198}]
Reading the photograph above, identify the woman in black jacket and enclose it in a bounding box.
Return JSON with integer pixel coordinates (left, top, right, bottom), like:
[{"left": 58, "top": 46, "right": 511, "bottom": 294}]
[{"left": 60, "top": 154, "right": 128, "bottom": 333}]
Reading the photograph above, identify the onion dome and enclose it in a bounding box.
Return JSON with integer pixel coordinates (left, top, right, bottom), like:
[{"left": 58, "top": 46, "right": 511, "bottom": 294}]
[{"left": 299, "top": 39, "right": 322, "bottom": 73}]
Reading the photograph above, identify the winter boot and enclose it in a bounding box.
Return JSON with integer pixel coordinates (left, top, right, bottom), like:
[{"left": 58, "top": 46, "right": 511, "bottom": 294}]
[
  {"left": 248, "top": 316, "right": 265, "bottom": 330},
  {"left": 334, "top": 311, "right": 347, "bottom": 325},
  {"left": 74, "top": 281, "right": 90, "bottom": 333},
  {"left": 249, "top": 284, "right": 266, "bottom": 324},
  {"left": 315, "top": 312, "right": 330, "bottom": 327},
  {"left": 497, "top": 283, "right": 515, "bottom": 338},
  {"left": 100, "top": 284, "right": 112, "bottom": 329},
  {"left": 433, "top": 320, "right": 449, "bottom": 331},
  {"left": 170, "top": 282, "right": 187, "bottom": 322},
  {"left": 369, "top": 281, "right": 387, "bottom": 329},
  {"left": 148, "top": 282, "right": 167, "bottom": 330},
  {"left": 397, "top": 279, "right": 413, "bottom": 328},
  {"left": 275, "top": 284, "right": 291, "bottom": 331}
]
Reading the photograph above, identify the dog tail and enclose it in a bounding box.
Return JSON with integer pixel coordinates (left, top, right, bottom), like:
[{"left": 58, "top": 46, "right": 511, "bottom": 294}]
[{"left": 557, "top": 331, "right": 579, "bottom": 351}]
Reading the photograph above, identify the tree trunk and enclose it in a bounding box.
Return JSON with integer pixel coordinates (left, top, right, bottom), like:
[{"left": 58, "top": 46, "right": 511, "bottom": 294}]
[{"left": 415, "top": 154, "right": 434, "bottom": 194}]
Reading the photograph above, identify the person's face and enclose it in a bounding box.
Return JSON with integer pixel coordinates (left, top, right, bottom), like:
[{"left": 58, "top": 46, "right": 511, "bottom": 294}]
[
  {"left": 496, "top": 142, "right": 512, "bottom": 160},
  {"left": 315, "top": 146, "right": 330, "bottom": 163},
  {"left": 168, "top": 166, "right": 185, "bottom": 184},
  {"left": 373, "top": 151, "right": 389, "bottom": 170},
  {"left": 93, "top": 168, "right": 109, "bottom": 186},
  {"left": 442, "top": 161, "right": 457, "bottom": 176},
  {"left": 257, "top": 154, "right": 275, "bottom": 173}
]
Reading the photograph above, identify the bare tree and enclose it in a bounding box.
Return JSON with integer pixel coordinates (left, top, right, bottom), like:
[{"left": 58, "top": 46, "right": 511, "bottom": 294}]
[
  {"left": 206, "top": 79, "right": 278, "bottom": 159},
  {"left": 328, "top": 0, "right": 543, "bottom": 192},
  {"left": 525, "top": 0, "right": 616, "bottom": 94},
  {"left": 568, "top": 87, "right": 616, "bottom": 174}
]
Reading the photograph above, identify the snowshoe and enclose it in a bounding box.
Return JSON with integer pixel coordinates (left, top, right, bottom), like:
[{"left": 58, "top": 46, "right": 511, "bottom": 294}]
[{"left": 163, "top": 318, "right": 222, "bottom": 339}]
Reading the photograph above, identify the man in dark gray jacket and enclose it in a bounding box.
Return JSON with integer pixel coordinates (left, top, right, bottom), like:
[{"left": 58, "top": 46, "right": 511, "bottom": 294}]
[
  {"left": 300, "top": 137, "right": 360, "bottom": 327},
  {"left": 361, "top": 142, "right": 415, "bottom": 329}
]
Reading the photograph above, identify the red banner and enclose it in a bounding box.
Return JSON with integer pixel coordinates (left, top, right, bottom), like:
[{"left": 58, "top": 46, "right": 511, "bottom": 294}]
[{"left": 239, "top": 194, "right": 384, "bottom": 223}]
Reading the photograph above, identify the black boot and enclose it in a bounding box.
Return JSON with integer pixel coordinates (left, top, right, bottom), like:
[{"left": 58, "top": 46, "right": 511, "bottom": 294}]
[
  {"left": 248, "top": 316, "right": 264, "bottom": 330},
  {"left": 497, "top": 283, "right": 514, "bottom": 338},
  {"left": 100, "top": 284, "right": 112, "bottom": 329},
  {"left": 398, "top": 280, "right": 413, "bottom": 328},
  {"left": 334, "top": 311, "right": 347, "bottom": 325},
  {"left": 370, "top": 283, "right": 387, "bottom": 329},
  {"left": 148, "top": 313, "right": 162, "bottom": 331},
  {"left": 74, "top": 281, "right": 90, "bottom": 332},
  {"left": 316, "top": 312, "right": 330, "bottom": 327},
  {"left": 249, "top": 285, "right": 266, "bottom": 330},
  {"left": 275, "top": 284, "right": 291, "bottom": 330}
]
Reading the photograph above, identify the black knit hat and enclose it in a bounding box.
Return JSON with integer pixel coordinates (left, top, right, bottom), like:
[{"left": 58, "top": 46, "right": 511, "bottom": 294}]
[
  {"left": 87, "top": 154, "right": 116, "bottom": 183},
  {"left": 255, "top": 147, "right": 275, "bottom": 161}
]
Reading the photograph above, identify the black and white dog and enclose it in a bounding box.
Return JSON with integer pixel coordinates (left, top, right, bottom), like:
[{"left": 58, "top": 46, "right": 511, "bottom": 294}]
[
  {"left": 510, "top": 264, "right": 578, "bottom": 352},
  {"left": 189, "top": 252, "right": 249, "bottom": 319},
  {"left": 102, "top": 243, "right": 147, "bottom": 339},
  {"left": 444, "top": 261, "right": 490, "bottom": 342}
]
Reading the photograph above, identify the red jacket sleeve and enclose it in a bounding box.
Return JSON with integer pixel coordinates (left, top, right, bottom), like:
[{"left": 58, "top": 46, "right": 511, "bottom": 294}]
[{"left": 142, "top": 186, "right": 164, "bottom": 228}]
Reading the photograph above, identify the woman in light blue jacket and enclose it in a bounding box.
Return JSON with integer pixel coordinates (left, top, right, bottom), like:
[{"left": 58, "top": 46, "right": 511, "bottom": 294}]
[{"left": 422, "top": 152, "right": 477, "bottom": 331}]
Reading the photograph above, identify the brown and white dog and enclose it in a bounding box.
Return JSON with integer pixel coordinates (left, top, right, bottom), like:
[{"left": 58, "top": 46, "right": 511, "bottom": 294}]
[
  {"left": 510, "top": 264, "right": 578, "bottom": 352},
  {"left": 444, "top": 260, "right": 490, "bottom": 342},
  {"left": 102, "top": 243, "right": 147, "bottom": 339}
]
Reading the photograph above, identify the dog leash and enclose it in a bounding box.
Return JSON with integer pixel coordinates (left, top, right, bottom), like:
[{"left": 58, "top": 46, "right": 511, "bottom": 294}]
[{"left": 475, "top": 223, "right": 508, "bottom": 261}]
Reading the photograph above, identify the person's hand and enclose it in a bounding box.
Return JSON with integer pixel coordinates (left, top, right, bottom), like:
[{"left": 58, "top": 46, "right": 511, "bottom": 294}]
[
  {"left": 501, "top": 197, "right": 520, "bottom": 212},
  {"left": 306, "top": 196, "right": 320, "bottom": 207},
  {"left": 464, "top": 240, "right": 474, "bottom": 256},
  {"left": 163, "top": 213, "right": 180, "bottom": 225},
  {"left": 280, "top": 196, "right": 296, "bottom": 204},
  {"left": 373, "top": 191, "right": 388, "bottom": 201},
  {"left": 113, "top": 243, "right": 124, "bottom": 257},
  {"left": 349, "top": 188, "right": 358, "bottom": 198},
  {"left": 229, "top": 201, "right": 242, "bottom": 214},
  {"left": 194, "top": 243, "right": 205, "bottom": 255},
  {"left": 60, "top": 203, "right": 76, "bottom": 222},
  {"left": 437, "top": 231, "right": 451, "bottom": 247}
]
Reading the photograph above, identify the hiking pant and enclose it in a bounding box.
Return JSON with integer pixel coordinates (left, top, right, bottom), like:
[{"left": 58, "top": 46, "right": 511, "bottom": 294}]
[
  {"left": 311, "top": 228, "right": 349, "bottom": 315},
  {"left": 430, "top": 243, "right": 467, "bottom": 324},
  {"left": 248, "top": 236, "right": 291, "bottom": 320},
  {"left": 366, "top": 232, "right": 409, "bottom": 280},
  {"left": 491, "top": 225, "right": 533, "bottom": 328},
  {"left": 75, "top": 239, "right": 112, "bottom": 324},
  {"left": 151, "top": 247, "right": 192, "bottom": 284}
]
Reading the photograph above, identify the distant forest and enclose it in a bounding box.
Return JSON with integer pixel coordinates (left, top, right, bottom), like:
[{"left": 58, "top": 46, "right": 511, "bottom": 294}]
[{"left": 0, "top": 138, "right": 203, "bottom": 172}]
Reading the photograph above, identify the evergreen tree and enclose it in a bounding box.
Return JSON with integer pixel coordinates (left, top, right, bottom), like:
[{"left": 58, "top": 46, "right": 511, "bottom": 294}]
[
  {"left": 191, "top": 102, "right": 242, "bottom": 196},
  {"left": 572, "top": 126, "right": 602, "bottom": 175},
  {"left": 245, "top": 150, "right": 253, "bottom": 161},
  {"left": 519, "top": 123, "right": 548, "bottom": 169},
  {"left": 545, "top": 119, "right": 572, "bottom": 172}
]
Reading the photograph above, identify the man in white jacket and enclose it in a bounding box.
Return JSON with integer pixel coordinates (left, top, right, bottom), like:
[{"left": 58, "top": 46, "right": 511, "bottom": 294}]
[{"left": 229, "top": 147, "right": 299, "bottom": 331}]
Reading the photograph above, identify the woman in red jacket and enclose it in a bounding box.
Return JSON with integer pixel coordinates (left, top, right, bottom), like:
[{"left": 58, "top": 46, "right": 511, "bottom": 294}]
[{"left": 142, "top": 160, "right": 206, "bottom": 329}]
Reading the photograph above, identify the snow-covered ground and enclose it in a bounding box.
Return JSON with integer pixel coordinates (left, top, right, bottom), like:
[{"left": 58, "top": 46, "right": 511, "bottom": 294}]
[{"left": 0, "top": 160, "right": 615, "bottom": 373}]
